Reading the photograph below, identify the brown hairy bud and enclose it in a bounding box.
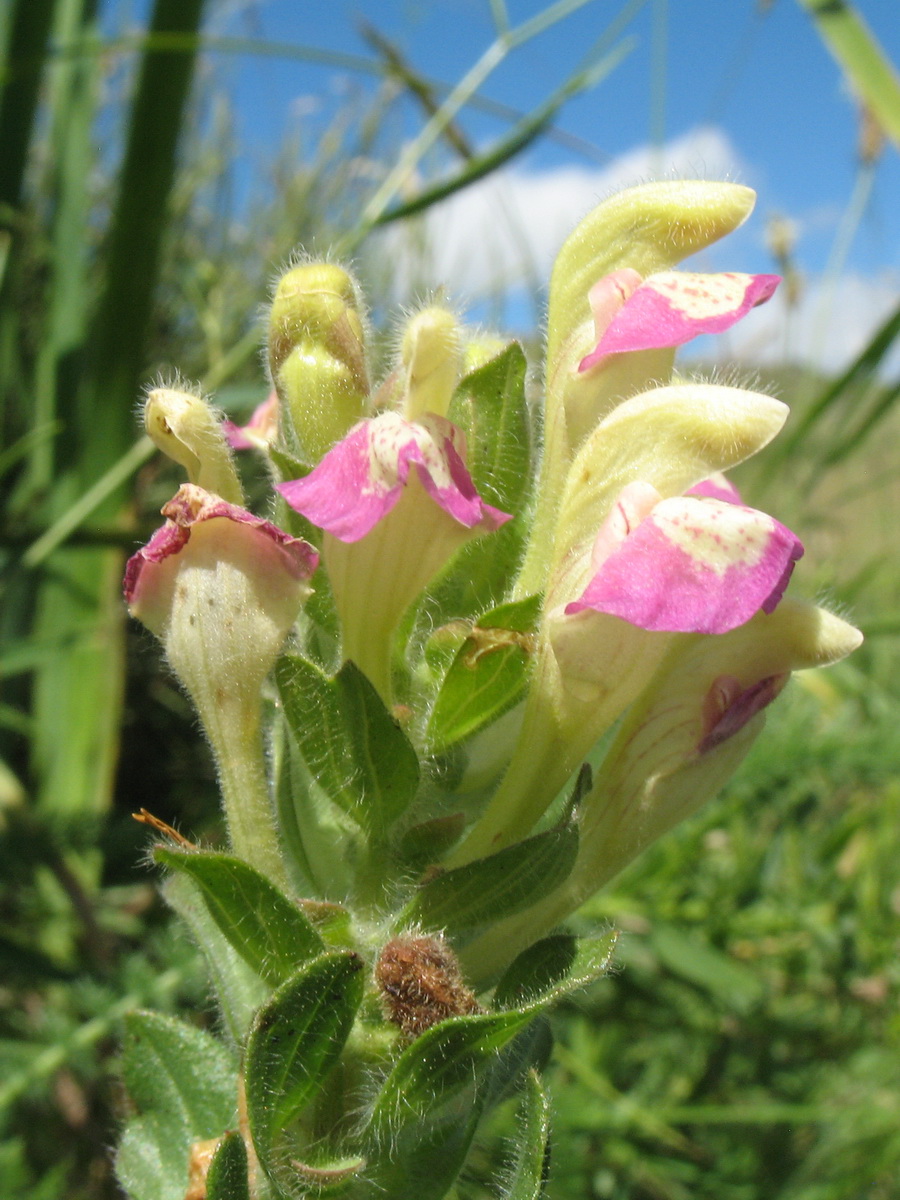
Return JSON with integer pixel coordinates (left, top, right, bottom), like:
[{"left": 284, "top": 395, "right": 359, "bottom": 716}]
[{"left": 374, "top": 933, "right": 481, "bottom": 1037}]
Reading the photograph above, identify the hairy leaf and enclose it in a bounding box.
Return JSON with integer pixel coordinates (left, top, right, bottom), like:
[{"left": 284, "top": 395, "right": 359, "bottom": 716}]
[
  {"left": 427, "top": 594, "right": 541, "bottom": 752},
  {"left": 277, "top": 656, "right": 419, "bottom": 835},
  {"left": 245, "top": 951, "right": 365, "bottom": 1180},
  {"left": 404, "top": 821, "right": 579, "bottom": 936},
  {"left": 206, "top": 1132, "right": 250, "bottom": 1200},
  {"left": 115, "top": 1011, "right": 237, "bottom": 1200},
  {"left": 493, "top": 931, "right": 619, "bottom": 1010},
  {"left": 498, "top": 1070, "right": 552, "bottom": 1200},
  {"left": 155, "top": 849, "right": 324, "bottom": 987}
]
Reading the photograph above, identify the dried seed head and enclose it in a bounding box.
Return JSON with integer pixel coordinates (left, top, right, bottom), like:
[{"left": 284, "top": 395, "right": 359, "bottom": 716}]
[{"left": 374, "top": 933, "right": 481, "bottom": 1037}]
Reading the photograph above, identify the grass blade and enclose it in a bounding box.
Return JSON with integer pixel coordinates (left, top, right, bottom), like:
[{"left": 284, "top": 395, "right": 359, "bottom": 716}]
[{"left": 798, "top": 0, "right": 900, "bottom": 149}]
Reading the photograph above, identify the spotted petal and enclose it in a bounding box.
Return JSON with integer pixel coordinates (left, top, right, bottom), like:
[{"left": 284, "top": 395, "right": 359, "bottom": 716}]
[
  {"left": 566, "top": 495, "right": 803, "bottom": 634},
  {"left": 579, "top": 271, "right": 780, "bottom": 372},
  {"left": 277, "top": 411, "right": 510, "bottom": 542}
]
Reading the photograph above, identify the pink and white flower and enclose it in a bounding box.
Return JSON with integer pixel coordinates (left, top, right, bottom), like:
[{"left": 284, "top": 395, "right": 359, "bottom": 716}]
[
  {"left": 221, "top": 390, "right": 280, "bottom": 451},
  {"left": 564, "top": 480, "right": 803, "bottom": 635},
  {"left": 125, "top": 483, "right": 318, "bottom": 636},
  {"left": 275, "top": 411, "right": 510, "bottom": 699},
  {"left": 124, "top": 484, "right": 318, "bottom": 884},
  {"left": 276, "top": 411, "right": 510, "bottom": 542}
]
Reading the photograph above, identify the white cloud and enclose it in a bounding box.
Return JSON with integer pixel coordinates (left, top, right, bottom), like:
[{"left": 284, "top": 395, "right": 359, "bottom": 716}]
[{"left": 374, "top": 126, "right": 748, "bottom": 301}]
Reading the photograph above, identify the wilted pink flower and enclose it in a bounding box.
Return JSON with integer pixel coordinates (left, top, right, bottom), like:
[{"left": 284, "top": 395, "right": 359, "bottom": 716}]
[{"left": 124, "top": 483, "right": 317, "bottom": 634}]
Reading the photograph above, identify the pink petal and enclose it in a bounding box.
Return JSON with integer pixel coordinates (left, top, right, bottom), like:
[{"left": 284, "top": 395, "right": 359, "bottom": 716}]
[
  {"left": 277, "top": 412, "right": 511, "bottom": 543},
  {"left": 222, "top": 391, "right": 279, "bottom": 450},
  {"left": 124, "top": 483, "right": 318, "bottom": 606},
  {"left": 687, "top": 474, "right": 743, "bottom": 505},
  {"left": 579, "top": 271, "right": 780, "bottom": 372},
  {"left": 565, "top": 495, "right": 803, "bottom": 634}
]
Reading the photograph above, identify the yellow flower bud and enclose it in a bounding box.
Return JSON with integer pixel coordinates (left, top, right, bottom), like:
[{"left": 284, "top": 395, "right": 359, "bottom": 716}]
[
  {"left": 144, "top": 387, "right": 243, "bottom": 505},
  {"left": 268, "top": 263, "right": 369, "bottom": 464},
  {"left": 400, "top": 305, "right": 462, "bottom": 421}
]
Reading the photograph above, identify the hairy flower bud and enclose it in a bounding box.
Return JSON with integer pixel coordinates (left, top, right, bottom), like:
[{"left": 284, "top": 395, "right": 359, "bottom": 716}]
[
  {"left": 400, "top": 305, "right": 462, "bottom": 421},
  {"left": 268, "top": 262, "right": 369, "bottom": 464},
  {"left": 144, "top": 387, "right": 243, "bottom": 505}
]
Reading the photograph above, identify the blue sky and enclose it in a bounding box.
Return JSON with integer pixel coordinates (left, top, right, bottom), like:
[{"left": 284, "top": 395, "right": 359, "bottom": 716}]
[{"left": 192, "top": 0, "right": 900, "bottom": 369}]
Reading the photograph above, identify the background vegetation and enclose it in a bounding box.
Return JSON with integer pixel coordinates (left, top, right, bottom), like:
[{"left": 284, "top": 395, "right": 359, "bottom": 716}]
[{"left": 1, "top": 1, "right": 898, "bottom": 1196}]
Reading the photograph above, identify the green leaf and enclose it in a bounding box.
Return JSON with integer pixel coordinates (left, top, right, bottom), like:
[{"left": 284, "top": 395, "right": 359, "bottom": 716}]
[
  {"left": 155, "top": 849, "right": 324, "bottom": 987},
  {"left": 492, "top": 931, "right": 619, "bottom": 1010},
  {"left": 245, "top": 950, "right": 365, "bottom": 1180},
  {"left": 363, "top": 1006, "right": 538, "bottom": 1196},
  {"left": 424, "top": 344, "right": 535, "bottom": 618},
  {"left": 799, "top": 0, "right": 900, "bottom": 150},
  {"left": 396, "top": 812, "right": 467, "bottom": 872},
  {"left": 404, "top": 821, "right": 579, "bottom": 937},
  {"left": 162, "top": 873, "right": 269, "bottom": 1043},
  {"left": 360, "top": 1098, "right": 484, "bottom": 1200},
  {"left": 275, "top": 731, "right": 359, "bottom": 901},
  {"left": 426, "top": 594, "right": 541, "bottom": 752},
  {"left": 449, "top": 343, "right": 533, "bottom": 515},
  {"left": 499, "top": 1070, "right": 552, "bottom": 1200},
  {"left": 373, "top": 1008, "right": 536, "bottom": 1125},
  {"left": 115, "top": 1011, "right": 237, "bottom": 1200},
  {"left": 206, "top": 1132, "right": 250, "bottom": 1200},
  {"left": 486, "top": 1018, "right": 555, "bottom": 1109},
  {"left": 276, "top": 655, "right": 420, "bottom": 835}
]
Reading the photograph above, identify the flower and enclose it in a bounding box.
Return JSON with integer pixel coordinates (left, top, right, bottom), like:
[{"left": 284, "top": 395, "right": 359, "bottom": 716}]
[
  {"left": 277, "top": 411, "right": 510, "bottom": 700},
  {"left": 450, "top": 372, "right": 797, "bottom": 865},
  {"left": 125, "top": 484, "right": 318, "bottom": 884},
  {"left": 222, "top": 390, "right": 279, "bottom": 451},
  {"left": 125, "top": 484, "right": 318, "bottom": 641},
  {"left": 460, "top": 599, "right": 863, "bottom": 980},
  {"left": 521, "top": 179, "right": 779, "bottom": 596},
  {"left": 277, "top": 411, "right": 509, "bottom": 543},
  {"left": 563, "top": 480, "right": 803, "bottom": 635}
]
